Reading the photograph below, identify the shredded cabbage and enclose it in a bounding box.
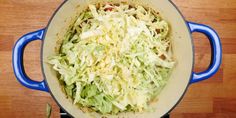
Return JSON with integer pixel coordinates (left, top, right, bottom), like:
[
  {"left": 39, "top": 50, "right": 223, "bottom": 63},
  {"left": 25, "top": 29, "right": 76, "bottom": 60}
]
[{"left": 48, "top": 3, "right": 175, "bottom": 114}]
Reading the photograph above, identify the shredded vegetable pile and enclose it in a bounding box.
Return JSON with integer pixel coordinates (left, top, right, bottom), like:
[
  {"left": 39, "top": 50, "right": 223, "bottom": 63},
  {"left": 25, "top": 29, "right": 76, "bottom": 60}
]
[{"left": 48, "top": 3, "right": 175, "bottom": 114}]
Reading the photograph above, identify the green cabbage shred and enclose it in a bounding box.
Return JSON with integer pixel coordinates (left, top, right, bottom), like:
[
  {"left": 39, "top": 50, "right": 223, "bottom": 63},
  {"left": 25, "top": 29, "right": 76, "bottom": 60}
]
[{"left": 48, "top": 3, "right": 175, "bottom": 114}]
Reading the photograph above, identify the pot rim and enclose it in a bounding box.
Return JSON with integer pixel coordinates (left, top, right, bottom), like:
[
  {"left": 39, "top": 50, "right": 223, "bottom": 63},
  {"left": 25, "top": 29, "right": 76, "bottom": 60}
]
[{"left": 40, "top": 0, "right": 194, "bottom": 117}]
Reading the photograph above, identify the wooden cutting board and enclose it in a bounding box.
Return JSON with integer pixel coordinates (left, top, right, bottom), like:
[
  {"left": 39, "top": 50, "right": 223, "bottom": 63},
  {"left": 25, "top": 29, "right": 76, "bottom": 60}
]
[{"left": 0, "top": 0, "right": 236, "bottom": 117}]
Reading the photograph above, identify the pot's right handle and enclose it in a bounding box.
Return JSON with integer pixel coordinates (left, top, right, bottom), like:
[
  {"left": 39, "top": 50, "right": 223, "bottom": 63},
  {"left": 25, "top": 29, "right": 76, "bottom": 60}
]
[{"left": 187, "top": 22, "right": 222, "bottom": 83}]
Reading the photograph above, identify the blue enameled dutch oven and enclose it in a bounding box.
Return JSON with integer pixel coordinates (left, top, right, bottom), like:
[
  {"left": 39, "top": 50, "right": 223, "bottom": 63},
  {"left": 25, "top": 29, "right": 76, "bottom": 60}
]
[{"left": 12, "top": 0, "right": 222, "bottom": 118}]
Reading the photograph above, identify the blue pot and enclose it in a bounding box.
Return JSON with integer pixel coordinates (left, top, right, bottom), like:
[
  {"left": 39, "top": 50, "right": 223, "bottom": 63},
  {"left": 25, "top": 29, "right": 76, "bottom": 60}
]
[{"left": 12, "top": 0, "right": 222, "bottom": 117}]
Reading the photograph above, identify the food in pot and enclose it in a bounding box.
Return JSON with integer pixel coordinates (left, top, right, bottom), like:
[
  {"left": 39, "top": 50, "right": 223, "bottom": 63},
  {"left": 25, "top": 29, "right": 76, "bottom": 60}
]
[{"left": 48, "top": 3, "right": 175, "bottom": 114}]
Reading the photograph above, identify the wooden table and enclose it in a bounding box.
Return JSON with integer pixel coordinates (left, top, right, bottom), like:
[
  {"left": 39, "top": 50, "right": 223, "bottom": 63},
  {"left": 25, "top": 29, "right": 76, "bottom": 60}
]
[{"left": 0, "top": 0, "right": 235, "bottom": 117}]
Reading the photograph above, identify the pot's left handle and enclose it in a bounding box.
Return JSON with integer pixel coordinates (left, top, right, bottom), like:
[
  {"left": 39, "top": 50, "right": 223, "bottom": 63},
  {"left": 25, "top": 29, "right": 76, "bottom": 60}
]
[{"left": 13, "top": 29, "right": 49, "bottom": 92}]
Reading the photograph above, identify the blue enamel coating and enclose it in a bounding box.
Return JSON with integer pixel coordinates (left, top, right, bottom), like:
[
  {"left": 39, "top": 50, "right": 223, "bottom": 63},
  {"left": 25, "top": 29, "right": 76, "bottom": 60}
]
[
  {"left": 188, "top": 22, "right": 222, "bottom": 83},
  {"left": 12, "top": 29, "right": 49, "bottom": 92}
]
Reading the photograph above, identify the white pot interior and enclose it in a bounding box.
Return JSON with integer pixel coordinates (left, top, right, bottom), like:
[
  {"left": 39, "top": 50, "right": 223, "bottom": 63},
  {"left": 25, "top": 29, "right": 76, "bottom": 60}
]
[{"left": 42, "top": 0, "right": 193, "bottom": 117}]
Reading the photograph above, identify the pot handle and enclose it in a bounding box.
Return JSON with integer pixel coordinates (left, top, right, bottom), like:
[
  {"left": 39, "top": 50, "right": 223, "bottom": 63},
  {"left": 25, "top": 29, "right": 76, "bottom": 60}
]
[
  {"left": 13, "top": 29, "right": 49, "bottom": 92},
  {"left": 187, "top": 22, "right": 222, "bottom": 83}
]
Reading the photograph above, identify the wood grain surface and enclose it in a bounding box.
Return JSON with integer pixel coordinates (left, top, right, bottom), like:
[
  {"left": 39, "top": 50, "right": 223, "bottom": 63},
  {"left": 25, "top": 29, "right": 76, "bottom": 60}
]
[{"left": 0, "top": 0, "right": 235, "bottom": 118}]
